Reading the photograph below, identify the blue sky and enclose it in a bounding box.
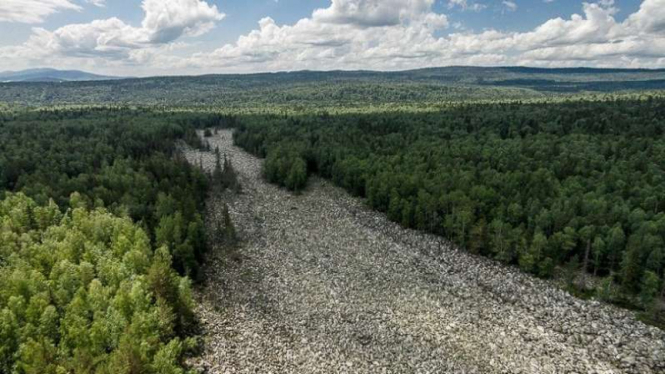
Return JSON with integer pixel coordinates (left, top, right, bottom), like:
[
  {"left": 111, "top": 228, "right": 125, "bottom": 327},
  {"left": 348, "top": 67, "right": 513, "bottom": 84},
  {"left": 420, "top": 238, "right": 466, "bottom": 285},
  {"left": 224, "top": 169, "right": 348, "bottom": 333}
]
[{"left": 0, "top": 0, "right": 662, "bottom": 75}]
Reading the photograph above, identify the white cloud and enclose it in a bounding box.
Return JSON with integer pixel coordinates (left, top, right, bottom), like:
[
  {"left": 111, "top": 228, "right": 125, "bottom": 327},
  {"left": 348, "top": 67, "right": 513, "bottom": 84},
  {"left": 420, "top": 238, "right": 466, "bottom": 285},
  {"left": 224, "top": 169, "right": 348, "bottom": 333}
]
[
  {"left": 86, "top": 0, "right": 106, "bottom": 7},
  {"left": 625, "top": 0, "right": 665, "bottom": 34},
  {"left": 1, "top": 0, "right": 224, "bottom": 66},
  {"left": 502, "top": 1, "right": 517, "bottom": 12},
  {"left": 179, "top": 0, "right": 665, "bottom": 73},
  {"left": 141, "top": 0, "right": 225, "bottom": 43},
  {"left": 2, "top": 0, "right": 665, "bottom": 75},
  {"left": 0, "top": 0, "right": 81, "bottom": 23},
  {"left": 180, "top": 0, "right": 449, "bottom": 72},
  {"left": 313, "top": 0, "right": 446, "bottom": 28},
  {"left": 26, "top": 18, "right": 144, "bottom": 59},
  {"left": 512, "top": 2, "right": 619, "bottom": 49},
  {"left": 448, "top": 0, "right": 486, "bottom": 12}
]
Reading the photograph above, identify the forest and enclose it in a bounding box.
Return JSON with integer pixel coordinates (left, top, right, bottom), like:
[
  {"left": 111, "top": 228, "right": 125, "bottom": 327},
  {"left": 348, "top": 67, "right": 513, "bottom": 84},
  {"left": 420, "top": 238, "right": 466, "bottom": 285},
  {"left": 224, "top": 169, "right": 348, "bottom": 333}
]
[
  {"left": 0, "top": 109, "right": 221, "bottom": 373},
  {"left": 2, "top": 67, "right": 665, "bottom": 108},
  {"left": 233, "top": 97, "right": 665, "bottom": 324},
  {"left": 1, "top": 93, "right": 665, "bottom": 372}
]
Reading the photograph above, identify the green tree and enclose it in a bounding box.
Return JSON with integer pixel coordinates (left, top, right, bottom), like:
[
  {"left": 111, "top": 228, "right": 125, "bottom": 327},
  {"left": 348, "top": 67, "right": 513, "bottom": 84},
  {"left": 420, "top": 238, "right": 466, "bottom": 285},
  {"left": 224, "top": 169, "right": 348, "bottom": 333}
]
[
  {"left": 591, "top": 236, "right": 606, "bottom": 276},
  {"left": 519, "top": 231, "right": 546, "bottom": 273},
  {"left": 0, "top": 194, "right": 195, "bottom": 373},
  {"left": 490, "top": 219, "right": 513, "bottom": 263},
  {"left": 640, "top": 271, "right": 660, "bottom": 309},
  {"left": 606, "top": 225, "right": 625, "bottom": 270}
]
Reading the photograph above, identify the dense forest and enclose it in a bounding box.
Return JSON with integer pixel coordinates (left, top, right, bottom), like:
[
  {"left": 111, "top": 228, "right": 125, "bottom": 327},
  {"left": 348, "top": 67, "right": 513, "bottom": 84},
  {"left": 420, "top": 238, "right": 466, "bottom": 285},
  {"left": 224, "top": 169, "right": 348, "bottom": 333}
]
[
  {"left": 233, "top": 97, "right": 665, "bottom": 323},
  {"left": 1, "top": 94, "right": 664, "bottom": 372},
  {"left": 2, "top": 67, "right": 665, "bottom": 107},
  {"left": 0, "top": 109, "right": 220, "bottom": 373}
]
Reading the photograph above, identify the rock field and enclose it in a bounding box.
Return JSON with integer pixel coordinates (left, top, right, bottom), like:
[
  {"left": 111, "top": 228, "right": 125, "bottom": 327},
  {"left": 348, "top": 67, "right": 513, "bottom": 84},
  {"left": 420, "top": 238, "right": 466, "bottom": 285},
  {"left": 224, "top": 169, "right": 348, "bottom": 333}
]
[{"left": 183, "top": 130, "right": 665, "bottom": 374}]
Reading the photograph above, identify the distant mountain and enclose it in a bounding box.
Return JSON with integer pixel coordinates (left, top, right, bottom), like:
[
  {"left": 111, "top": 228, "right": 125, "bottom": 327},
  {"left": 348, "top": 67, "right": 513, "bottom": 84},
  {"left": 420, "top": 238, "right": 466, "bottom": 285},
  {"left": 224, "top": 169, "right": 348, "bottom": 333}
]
[{"left": 0, "top": 68, "right": 123, "bottom": 82}]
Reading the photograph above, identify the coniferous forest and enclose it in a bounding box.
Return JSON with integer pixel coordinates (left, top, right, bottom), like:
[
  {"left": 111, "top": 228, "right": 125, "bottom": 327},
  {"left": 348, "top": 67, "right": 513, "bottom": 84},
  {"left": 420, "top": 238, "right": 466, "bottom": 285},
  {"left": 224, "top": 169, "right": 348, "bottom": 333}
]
[
  {"left": 234, "top": 98, "right": 665, "bottom": 322},
  {"left": 0, "top": 109, "right": 221, "bottom": 373},
  {"left": 1, "top": 95, "right": 665, "bottom": 372}
]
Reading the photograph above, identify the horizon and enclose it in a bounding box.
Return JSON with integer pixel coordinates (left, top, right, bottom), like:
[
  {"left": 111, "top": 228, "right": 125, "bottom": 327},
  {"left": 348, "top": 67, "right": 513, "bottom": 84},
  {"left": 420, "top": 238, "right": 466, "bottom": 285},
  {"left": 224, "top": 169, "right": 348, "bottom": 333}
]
[
  {"left": 0, "top": 0, "right": 663, "bottom": 76},
  {"left": 4, "top": 64, "right": 665, "bottom": 80}
]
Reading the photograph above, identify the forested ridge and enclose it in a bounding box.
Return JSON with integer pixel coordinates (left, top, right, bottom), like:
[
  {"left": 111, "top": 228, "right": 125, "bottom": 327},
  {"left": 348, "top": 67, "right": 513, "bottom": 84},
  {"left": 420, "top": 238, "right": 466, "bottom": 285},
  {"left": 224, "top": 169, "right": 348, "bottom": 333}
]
[
  {"left": 2, "top": 66, "right": 665, "bottom": 107},
  {"left": 233, "top": 97, "right": 665, "bottom": 324},
  {"left": 0, "top": 109, "right": 220, "bottom": 373}
]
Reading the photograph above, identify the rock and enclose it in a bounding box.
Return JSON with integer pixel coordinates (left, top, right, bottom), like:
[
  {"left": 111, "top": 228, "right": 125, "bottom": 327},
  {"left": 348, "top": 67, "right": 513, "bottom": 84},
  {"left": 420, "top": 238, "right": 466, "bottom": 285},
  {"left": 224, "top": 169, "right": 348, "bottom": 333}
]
[
  {"left": 181, "top": 130, "right": 665, "bottom": 374},
  {"left": 622, "top": 356, "right": 637, "bottom": 366},
  {"left": 357, "top": 334, "right": 372, "bottom": 346}
]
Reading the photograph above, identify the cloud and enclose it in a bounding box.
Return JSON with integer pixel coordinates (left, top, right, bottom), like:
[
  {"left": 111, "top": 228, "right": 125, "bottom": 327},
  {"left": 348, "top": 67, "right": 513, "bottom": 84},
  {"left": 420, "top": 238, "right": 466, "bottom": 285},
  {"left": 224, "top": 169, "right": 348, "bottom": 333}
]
[
  {"left": 312, "top": 0, "right": 446, "bottom": 28},
  {"left": 141, "top": 0, "right": 225, "bottom": 43},
  {"left": 86, "top": 0, "right": 106, "bottom": 7},
  {"left": 502, "top": 1, "right": 517, "bottom": 12},
  {"left": 178, "top": 0, "right": 665, "bottom": 73},
  {"left": 2, "top": 0, "right": 665, "bottom": 75},
  {"left": 625, "top": 0, "right": 665, "bottom": 34},
  {"left": 181, "top": 0, "right": 449, "bottom": 72},
  {"left": 3, "top": 0, "right": 224, "bottom": 65},
  {"left": 512, "top": 2, "right": 619, "bottom": 49},
  {"left": 448, "top": 0, "right": 486, "bottom": 12},
  {"left": 0, "top": 0, "right": 81, "bottom": 23},
  {"left": 26, "top": 19, "right": 144, "bottom": 59}
]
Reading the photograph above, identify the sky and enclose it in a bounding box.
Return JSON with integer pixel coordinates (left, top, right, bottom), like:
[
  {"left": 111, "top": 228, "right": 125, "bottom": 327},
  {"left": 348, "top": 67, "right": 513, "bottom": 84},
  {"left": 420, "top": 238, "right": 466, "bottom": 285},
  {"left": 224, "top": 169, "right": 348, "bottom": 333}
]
[{"left": 0, "top": 0, "right": 663, "bottom": 76}]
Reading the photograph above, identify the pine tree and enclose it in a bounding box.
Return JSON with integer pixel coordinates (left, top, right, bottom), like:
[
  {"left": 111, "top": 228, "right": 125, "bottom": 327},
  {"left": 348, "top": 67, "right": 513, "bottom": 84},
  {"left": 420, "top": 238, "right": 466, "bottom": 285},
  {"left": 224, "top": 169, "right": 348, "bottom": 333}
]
[
  {"left": 640, "top": 271, "right": 660, "bottom": 309},
  {"left": 221, "top": 154, "right": 241, "bottom": 193},
  {"left": 579, "top": 225, "right": 595, "bottom": 288},
  {"left": 221, "top": 203, "right": 237, "bottom": 245},
  {"left": 592, "top": 236, "right": 606, "bottom": 276},
  {"left": 519, "top": 231, "right": 546, "bottom": 273},
  {"left": 564, "top": 255, "right": 581, "bottom": 289},
  {"left": 212, "top": 151, "right": 224, "bottom": 193}
]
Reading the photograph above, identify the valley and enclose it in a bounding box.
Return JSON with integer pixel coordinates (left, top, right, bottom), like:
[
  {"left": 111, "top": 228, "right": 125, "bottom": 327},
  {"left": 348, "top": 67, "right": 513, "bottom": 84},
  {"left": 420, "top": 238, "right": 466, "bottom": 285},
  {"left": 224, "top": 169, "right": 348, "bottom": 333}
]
[
  {"left": 2, "top": 0, "right": 665, "bottom": 371},
  {"left": 184, "top": 130, "right": 665, "bottom": 374}
]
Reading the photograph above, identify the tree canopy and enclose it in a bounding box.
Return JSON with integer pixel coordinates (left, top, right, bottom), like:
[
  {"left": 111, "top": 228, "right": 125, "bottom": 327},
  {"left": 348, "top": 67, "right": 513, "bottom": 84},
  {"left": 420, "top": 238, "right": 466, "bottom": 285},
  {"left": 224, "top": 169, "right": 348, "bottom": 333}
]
[
  {"left": 0, "top": 193, "right": 196, "bottom": 373},
  {"left": 0, "top": 108, "right": 222, "bottom": 372}
]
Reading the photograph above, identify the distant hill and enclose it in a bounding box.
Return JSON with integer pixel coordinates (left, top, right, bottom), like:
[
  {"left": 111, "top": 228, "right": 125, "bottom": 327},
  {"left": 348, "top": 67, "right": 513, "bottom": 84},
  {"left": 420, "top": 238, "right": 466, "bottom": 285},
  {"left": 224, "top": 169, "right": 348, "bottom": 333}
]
[
  {"left": 0, "top": 68, "right": 123, "bottom": 82},
  {"left": 0, "top": 66, "right": 664, "bottom": 106}
]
